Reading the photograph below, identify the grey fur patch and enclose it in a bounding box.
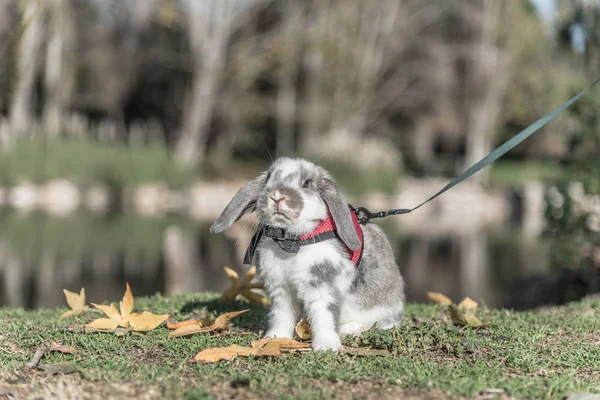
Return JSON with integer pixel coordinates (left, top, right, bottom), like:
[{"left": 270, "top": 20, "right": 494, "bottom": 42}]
[
  {"left": 350, "top": 223, "right": 405, "bottom": 310},
  {"left": 317, "top": 178, "right": 360, "bottom": 251},
  {"left": 280, "top": 187, "right": 303, "bottom": 212},
  {"left": 211, "top": 172, "right": 267, "bottom": 234},
  {"left": 309, "top": 261, "right": 341, "bottom": 287},
  {"left": 328, "top": 287, "right": 342, "bottom": 333}
]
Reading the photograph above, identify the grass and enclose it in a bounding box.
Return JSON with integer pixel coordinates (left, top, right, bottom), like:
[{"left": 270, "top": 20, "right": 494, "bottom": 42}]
[
  {"left": 0, "top": 212, "right": 201, "bottom": 259},
  {"left": 1, "top": 293, "right": 599, "bottom": 399},
  {"left": 489, "top": 160, "right": 566, "bottom": 188},
  {"left": 0, "top": 138, "right": 195, "bottom": 188},
  {"left": 0, "top": 139, "right": 401, "bottom": 196}
]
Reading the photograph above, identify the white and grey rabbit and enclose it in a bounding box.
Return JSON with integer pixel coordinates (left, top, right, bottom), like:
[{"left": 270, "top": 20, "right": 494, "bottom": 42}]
[{"left": 211, "top": 157, "right": 405, "bottom": 351}]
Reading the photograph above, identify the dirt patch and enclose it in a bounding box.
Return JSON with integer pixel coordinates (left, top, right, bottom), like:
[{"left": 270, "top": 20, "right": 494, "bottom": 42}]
[
  {"left": 0, "top": 372, "right": 519, "bottom": 400},
  {"left": 204, "top": 378, "right": 516, "bottom": 400},
  {"left": 1, "top": 371, "right": 161, "bottom": 400}
]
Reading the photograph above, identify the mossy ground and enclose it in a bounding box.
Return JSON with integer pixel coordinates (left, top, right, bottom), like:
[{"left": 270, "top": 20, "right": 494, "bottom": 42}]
[{"left": 1, "top": 293, "right": 599, "bottom": 400}]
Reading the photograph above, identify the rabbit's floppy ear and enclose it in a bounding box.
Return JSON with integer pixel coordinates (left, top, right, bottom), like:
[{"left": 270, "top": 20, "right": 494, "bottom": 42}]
[
  {"left": 317, "top": 179, "right": 361, "bottom": 251},
  {"left": 211, "top": 172, "right": 267, "bottom": 234}
]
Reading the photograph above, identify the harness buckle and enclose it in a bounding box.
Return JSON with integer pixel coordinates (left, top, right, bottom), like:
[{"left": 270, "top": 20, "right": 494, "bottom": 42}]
[
  {"left": 271, "top": 227, "right": 287, "bottom": 240},
  {"left": 350, "top": 205, "right": 371, "bottom": 225}
]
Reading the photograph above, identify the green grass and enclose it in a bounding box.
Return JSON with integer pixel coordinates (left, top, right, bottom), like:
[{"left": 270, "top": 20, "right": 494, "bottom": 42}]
[
  {"left": 0, "top": 138, "right": 195, "bottom": 188},
  {"left": 0, "top": 212, "right": 202, "bottom": 259},
  {"left": 1, "top": 293, "right": 599, "bottom": 399},
  {"left": 489, "top": 160, "right": 566, "bottom": 188}
]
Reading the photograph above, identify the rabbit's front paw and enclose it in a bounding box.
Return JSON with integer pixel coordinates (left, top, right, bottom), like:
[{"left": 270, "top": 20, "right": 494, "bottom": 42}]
[
  {"left": 263, "top": 329, "right": 293, "bottom": 339},
  {"left": 312, "top": 334, "right": 342, "bottom": 352}
]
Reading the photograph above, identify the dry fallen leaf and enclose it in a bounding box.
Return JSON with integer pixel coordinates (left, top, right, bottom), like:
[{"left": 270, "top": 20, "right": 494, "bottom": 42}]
[
  {"left": 166, "top": 319, "right": 202, "bottom": 330},
  {"left": 169, "top": 309, "right": 249, "bottom": 338},
  {"left": 49, "top": 342, "right": 77, "bottom": 354},
  {"left": 254, "top": 340, "right": 282, "bottom": 356},
  {"left": 60, "top": 288, "right": 93, "bottom": 319},
  {"left": 85, "top": 283, "right": 169, "bottom": 332},
  {"left": 191, "top": 341, "right": 284, "bottom": 363},
  {"left": 251, "top": 337, "right": 311, "bottom": 350},
  {"left": 457, "top": 297, "right": 478, "bottom": 312},
  {"left": 191, "top": 345, "right": 256, "bottom": 363},
  {"left": 220, "top": 266, "right": 269, "bottom": 306},
  {"left": 295, "top": 317, "right": 312, "bottom": 340},
  {"left": 427, "top": 291, "right": 452, "bottom": 306},
  {"left": 449, "top": 304, "right": 483, "bottom": 328}
]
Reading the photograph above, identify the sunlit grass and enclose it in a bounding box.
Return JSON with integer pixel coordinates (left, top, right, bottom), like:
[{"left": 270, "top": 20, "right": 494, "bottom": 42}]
[{"left": 1, "top": 293, "right": 599, "bottom": 399}]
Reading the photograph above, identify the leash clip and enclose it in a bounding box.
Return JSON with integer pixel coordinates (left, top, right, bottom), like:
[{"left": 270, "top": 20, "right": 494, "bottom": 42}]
[{"left": 350, "top": 205, "right": 371, "bottom": 225}]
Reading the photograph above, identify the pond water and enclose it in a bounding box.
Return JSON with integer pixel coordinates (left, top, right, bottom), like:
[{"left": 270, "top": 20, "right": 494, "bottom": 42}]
[{"left": 0, "top": 210, "right": 562, "bottom": 310}]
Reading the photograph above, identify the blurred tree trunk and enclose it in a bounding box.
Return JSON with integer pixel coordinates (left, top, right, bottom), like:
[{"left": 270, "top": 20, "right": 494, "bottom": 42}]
[
  {"left": 43, "top": 0, "right": 77, "bottom": 137},
  {"left": 275, "top": 2, "right": 304, "bottom": 157},
  {"left": 174, "top": 0, "right": 237, "bottom": 167},
  {"left": 463, "top": 0, "right": 512, "bottom": 182},
  {"left": 0, "top": 1, "right": 17, "bottom": 117},
  {"left": 10, "top": 0, "right": 48, "bottom": 137},
  {"left": 300, "top": 1, "right": 328, "bottom": 154}
]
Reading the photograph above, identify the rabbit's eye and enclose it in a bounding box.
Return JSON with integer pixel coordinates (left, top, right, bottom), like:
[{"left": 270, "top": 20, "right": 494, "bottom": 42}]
[{"left": 302, "top": 179, "right": 312, "bottom": 188}]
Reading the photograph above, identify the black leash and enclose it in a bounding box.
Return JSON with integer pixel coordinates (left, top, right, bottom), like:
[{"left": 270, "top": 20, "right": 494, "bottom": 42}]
[{"left": 350, "top": 76, "right": 600, "bottom": 225}]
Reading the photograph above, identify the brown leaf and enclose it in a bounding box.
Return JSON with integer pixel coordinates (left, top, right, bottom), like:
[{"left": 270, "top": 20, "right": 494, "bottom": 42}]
[
  {"left": 191, "top": 342, "right": 282, "bottom": 363},
  {"left": 212, "top": 309, "right": 250, "bottom": 330},
  {"left": 449, "top": 304, "right": 482, "bottom": 328},
  {"left": 241, "top": 290, "right": 270, "bottom": 306},
  {"left": 63, "top": 288, "right": 85, "bottom": 310},
  {"left": 252, "top": 337, "right": 311, "bottom": 350},
  {"left": 120, "top": 282, "right": 135, "bottom": 319},
  {"left": 170, "top": 309, "right": 248, "bottom": 338},
  {"left": 240, "top": 265, "right": 257, "bottom": 286},
  {"left": 84, "top": 283, "right": 168, "bottom": 332},
  {"left": 295, "top": 317, "right": 312, "bottom": 339},
  {"left": 169, "top": 324, "right": 209, "bottom": 338},
  {"left": 191, "top": 345, "right": 255, "bottom": 363},
  {"left": 251, "top": 337, "right": 272, "bottom": 349},
  {"left": 85, "top": 318, "right": 121, "bottom": 330},
  {"left": 427, "top": 291, "right": 452, "bottom": 306},
  {"left": 60, "top": 288, "right": 90, "bottom": 320},
  {"left": 252, "top": 340, "right": 282, "bottom": 357},
  {"left": 220, "top": 266, "right": 269, "bottom": 306},
  {"left": 127, "top": 311, "right": 170, "bottom": 332},
  {"left": 457, "top": 297, "right": 478, "bottom": 312},
  {"left": 166, "top": 319, "right": 202, "bottom": 330},
  {"left": 49, "top": 342, "right": 77, "bottom": 354}
]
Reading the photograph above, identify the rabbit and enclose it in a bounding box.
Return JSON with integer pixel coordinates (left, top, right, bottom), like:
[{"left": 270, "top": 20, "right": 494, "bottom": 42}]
[{"left": 211, "top": 157, "right": 405, "bottom": 351}]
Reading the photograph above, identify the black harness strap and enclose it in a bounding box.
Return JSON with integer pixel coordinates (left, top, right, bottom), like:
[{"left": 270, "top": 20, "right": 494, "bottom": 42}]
[{"left": 243, "top": 227, "right": 338, "bottom": 265}]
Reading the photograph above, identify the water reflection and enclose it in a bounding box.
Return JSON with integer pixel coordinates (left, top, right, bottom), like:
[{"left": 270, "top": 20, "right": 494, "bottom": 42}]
[{"left": 0, "top": 211, "right": 553, "bottom": 309}]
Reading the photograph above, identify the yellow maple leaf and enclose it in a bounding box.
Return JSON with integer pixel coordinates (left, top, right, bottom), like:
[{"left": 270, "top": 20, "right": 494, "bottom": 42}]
[
  {"left": 86, "top": 283, "right": 169, "bottom": 332},
  {"left": 169, "top": 309, "right": 249, "bottom": 338},
  {"left": 457, "top": 297, "right": 478, "bottom": 312},
  {"left": 295, "top": 317, "right": 312, "bottom": 340},
  {"left": 60, "top": 288, "right": 93, "bottom": 319},
  {"left": 191, "top": 337, "right": 287, "bottom": 363},
  {"left": 220, "top": 266, "right": 269, "bottom": 306},
  {"left": 251, "top": 337, "right": 311, "bottom": 350},
  {"left": 449, "top": 304, "right": 483, "bottom": 328},
  {"left": 427, "top": 291, "right": 452, "bottom": 306},
  {"left": 166, "top": 319, "right": 202, "bottom": 330}
]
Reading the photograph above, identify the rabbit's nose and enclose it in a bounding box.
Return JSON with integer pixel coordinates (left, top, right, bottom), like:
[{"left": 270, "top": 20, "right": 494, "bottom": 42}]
[
  {"left": 270, "top": 190, "right": 287, "bottom": 203},
  {"left": 270, "top": 191, "right": 287, "bottom": 212}
]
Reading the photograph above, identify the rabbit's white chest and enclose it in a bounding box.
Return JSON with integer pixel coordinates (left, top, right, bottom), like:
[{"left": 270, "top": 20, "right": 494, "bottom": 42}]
[{"left": 257, "top": 238, "right": 353, "bottom": 293}]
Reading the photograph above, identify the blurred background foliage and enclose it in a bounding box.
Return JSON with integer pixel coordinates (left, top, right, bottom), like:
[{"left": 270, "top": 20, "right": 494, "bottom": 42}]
[
  {"left": 0, "top": 0, "right": 599, "bottom": 308},
  {"left": 0, "top": 0, "right": 597, "bottom": 186}
]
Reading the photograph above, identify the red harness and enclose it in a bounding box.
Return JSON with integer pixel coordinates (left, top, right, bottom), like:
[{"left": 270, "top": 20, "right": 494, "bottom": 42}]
[{"left": 243, "top": 208, "right": 364, "bottom": 267}]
